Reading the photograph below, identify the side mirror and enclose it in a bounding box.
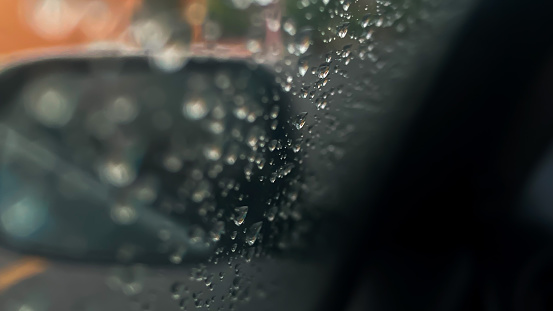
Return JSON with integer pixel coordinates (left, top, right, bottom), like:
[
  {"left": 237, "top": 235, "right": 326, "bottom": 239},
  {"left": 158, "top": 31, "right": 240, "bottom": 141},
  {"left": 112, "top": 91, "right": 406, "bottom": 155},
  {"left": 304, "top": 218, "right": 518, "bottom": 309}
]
[{"left": 0, "top": 56, "right": 303, "bottom": 265}]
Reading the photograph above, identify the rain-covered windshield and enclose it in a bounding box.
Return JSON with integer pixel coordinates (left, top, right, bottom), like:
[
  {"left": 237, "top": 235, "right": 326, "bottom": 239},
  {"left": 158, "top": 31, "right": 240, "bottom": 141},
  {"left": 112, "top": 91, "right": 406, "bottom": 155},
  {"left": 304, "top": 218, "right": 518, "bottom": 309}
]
[{"left": 0, "top": 1, "right": 475, "bottom": 310}]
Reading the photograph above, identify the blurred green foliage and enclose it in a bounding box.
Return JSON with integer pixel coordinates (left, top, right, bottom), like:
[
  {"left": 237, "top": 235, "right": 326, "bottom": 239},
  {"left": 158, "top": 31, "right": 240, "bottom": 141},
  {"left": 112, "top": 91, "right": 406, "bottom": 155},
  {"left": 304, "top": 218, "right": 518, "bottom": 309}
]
[{"left": 207, "top": 0, "right": 254, "bottom": 37}]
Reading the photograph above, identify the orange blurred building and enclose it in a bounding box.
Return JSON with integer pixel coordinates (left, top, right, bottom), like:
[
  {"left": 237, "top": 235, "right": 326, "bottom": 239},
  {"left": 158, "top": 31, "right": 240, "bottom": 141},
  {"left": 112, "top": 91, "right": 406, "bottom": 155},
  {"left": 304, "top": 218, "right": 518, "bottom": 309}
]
[
  {"left": 0, "top": 0, "right": 276, "bottom": 65},
  {"left": 0, "top": 0, "right": 142, "bottom": 57}
]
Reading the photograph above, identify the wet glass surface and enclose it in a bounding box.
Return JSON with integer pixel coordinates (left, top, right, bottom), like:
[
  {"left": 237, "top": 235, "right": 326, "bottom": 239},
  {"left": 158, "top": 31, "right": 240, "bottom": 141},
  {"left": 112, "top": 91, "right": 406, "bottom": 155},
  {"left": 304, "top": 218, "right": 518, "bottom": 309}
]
[{"left": 0, "top": 1, "right": 476, "bottom": 310}]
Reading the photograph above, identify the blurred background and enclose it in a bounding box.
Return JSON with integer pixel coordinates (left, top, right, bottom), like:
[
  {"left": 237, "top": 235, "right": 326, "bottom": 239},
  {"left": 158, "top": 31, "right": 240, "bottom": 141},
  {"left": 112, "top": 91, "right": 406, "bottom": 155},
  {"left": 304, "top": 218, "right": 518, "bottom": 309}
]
[{"left": 1, "top": 0, "right": 553, "bottom": 311}]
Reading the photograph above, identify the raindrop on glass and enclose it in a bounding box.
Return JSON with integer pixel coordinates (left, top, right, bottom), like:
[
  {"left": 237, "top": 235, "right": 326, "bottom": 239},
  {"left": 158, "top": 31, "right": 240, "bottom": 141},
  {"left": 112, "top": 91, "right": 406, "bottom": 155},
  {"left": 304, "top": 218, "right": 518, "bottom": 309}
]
[
  {"left": 294, "top": 27, "right": 313, "bottom": 55},
  {"left": 293, "top": 112, "right": 308, "bottom": 130},
  {"left": 316, "top": 64, "right": 330, "bottom": 79},
  {"left": 210, "top": 221, "right": 225, "bottom": 242},
  {"left": 233, "top": 206, "right": 248, "bottom": 226},
  {"left": 245, "top": 221, "right": 263, "bottom": 246},
  {"left": 337, "top": 23, "right": 350, "bottom": 38},
  {"left": 99, "top": 159, "right": 137, "bottom": 188},
  {"left": 361, "top": 14, "right": 371, "bottom": 28},
  {"left": 183, "top": 98, "right": 209, "bottom": 120}
]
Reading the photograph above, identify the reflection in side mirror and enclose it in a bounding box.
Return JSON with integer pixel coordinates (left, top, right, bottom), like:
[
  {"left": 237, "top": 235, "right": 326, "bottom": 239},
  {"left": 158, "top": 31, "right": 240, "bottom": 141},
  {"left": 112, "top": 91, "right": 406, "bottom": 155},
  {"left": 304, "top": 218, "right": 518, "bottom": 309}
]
[{"left": 0, "top": 57, "right": 303, "bottom": 265}]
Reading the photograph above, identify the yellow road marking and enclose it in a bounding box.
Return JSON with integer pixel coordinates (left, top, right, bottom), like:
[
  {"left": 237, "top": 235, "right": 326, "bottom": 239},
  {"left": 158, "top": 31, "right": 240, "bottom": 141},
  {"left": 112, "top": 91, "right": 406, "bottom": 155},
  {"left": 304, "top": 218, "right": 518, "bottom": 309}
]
[{"left": 0, "top": 257, "right": 48, "bottom": 293}]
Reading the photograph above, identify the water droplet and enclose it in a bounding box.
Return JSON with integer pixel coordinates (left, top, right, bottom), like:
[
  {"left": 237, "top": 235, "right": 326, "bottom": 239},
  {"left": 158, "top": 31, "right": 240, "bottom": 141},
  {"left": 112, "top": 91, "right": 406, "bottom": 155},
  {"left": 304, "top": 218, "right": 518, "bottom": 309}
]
[
  {"left": 317, "top": 64, "right": 330, "bottom": 79},
  {"left": 293, "top": 112, "right": 308, "bottom": 130},
  {"left": 151, "top": 43, "right": 189, "bottom": 73},
  {"left": 298, "top": 59, "right": 309, "bottom": 77},
  {"left": 204, "top": 274, "right": 214, "bottom": 287},
  {"left": 256, "top": 156, "right": 266, "bottom": 170},
  {"left": 1, "top": 197, "right": 46, "bottom": 238},
  {"left": 269, "top": 105, "right": 280, "bottom": 120},
  {"left": 246, "top": 131, "right": 259, "bottom": 148},
  {"left": 210, "top": 221, "right": 225, "bottom": 242},
  {"left": 341, "top": 0, "right": 352, "bottom": 11},
  {"left": 203, "top": 145, "right": 222, "bottom": 161},
  {"left": 294, "top": 27, "right": 313, "bottom": 55},
  {"left": 99, "top": 159, "right": 136, "bottom": 187},
  {"left": 271, "top": 120, "right": 278, "bottom": 130},
  {"left": 170, "top": 245, "right": 187, "bottom": 264},
  {"left": 361, "top": 14, "right": 371, "bottom": 28},
  {"left": 107, "top": 96, "right": 139, "bottom": 124},
  {"left": 26, "top": 87, "right": 74, "bottom": 128},
  {"left": 293, "top": 139, "right": 302, "bottom": 153},
  {"left": 204, "top": 120, "right": 223, "bottom": 135},
  {"left": 283, "top": 19, "right": 296, "bottom": 36},
  {"left": 233, "top": 206, "right": 248, "bottom": 226},
  {"left": 300, "top": 87, "right": 309, "bottom": 98},
  {"left": 268, "top": 140, "right": 278, "bottom": 152},
  {"left": 337, "top": 23, "right": 349, "bottom": 38},
  {"left": 189, "top": 226, "right": 206, "bottom": 244},
  {"left": 28, "top": 1, "right": 78, "bottom": 38},
  {"left": 341, "top": 44, "right": 352, "bottom": 57},
  {"left": 110, "top": 204, "right": 138, "bottom": 225},
  {"left": 266, "top": 9, "right": 281, "bottom": 32},
  {"left": 244, "top": 162, "right": 254, "bottom": 179},
  {"left": 233, "top": 105, "right": 248, "bottom": 120},
  {"left": 162, "top": 154, "right": 182, "bottom": 173},
  {"left": 171, "top": 282, "right": 186, "bottom": 300},
  {"left": 265, "top": 206, "right": 277, "bottom": 221},
  {"left": 245, "top": 221, "right": 263, "bottom": 246},
  {"left": 183, "top": 97, "right": 209, "bottom": 120},
  {"left": 132, "top": 18, "right": 171, "bottom": 51},
  {"left": 194, "top": 299, "right": 203, "bottom": 308},
  {"left": 316, "top": 98, "right": 328, "bottom": 110},
  {"left": 246, "top": 39, "right": 262, "bottom": 54},
  {"left": 232, "top": 276, "right": 242, "bottom": 289}
]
